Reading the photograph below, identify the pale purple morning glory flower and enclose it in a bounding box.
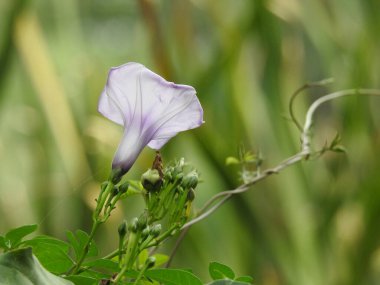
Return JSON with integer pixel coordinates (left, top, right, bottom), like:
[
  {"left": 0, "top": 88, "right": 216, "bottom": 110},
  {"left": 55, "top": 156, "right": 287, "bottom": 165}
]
[{"left": 98, "top": 62, "right": 204, "bottom": 175}]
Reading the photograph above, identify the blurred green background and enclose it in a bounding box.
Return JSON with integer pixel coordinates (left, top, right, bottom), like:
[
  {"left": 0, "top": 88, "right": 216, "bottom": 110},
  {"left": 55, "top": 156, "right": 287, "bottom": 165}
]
[{"left": 1, "top": 0, "right": 380, "bottom": 284}]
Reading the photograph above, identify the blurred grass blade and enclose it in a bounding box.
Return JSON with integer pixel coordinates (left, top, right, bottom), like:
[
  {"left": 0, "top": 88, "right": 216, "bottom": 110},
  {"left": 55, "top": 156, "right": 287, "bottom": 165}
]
[{"left": 14, "top": 10, "right": 91, "bottom": 187}]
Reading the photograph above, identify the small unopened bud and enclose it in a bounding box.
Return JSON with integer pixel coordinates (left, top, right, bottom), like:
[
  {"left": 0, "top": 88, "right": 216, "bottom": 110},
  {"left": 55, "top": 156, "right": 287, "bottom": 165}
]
[
  {"left": 187, "top": 188, "right": 195, "bottom": 202},
  {"left": 164, "top": 170, "right": 173, "bottom": 182},
  {"left": 175, "top": 172, "right": 184, "bottom": 183},
  {"left": 129, "top": 217, "right": 138, "bottom": 233},
  {"left": 182, "top": 170, "right": 198, "bottom": 189},
  {"left": 109, "top": 168, "right": 123, "bottom": 184},
  {"left": 141, "top": 226, "right": 150, "bottom": 239},
  {"left": 118, "top": 220, "right": 128, "bottom": 237},
  {"left": 150, "top": 224, "right": 162, "bottom": 237},
  {"left": 141, "top": 169, "right": 162, "bottom": 192},
  {"left": 111, "top": 186, "right": 119, "bottom": 197},
  {"left": 145, "top": 256, "right": 156, "bottom": 268},
  {"left": 171, "top": 166, "right": 182, "bottom": 178},
  {"left": 137, "top": 213, "right": 148, "bottom": 230},
  {"left": 118, "top": 182, "right": 129, "bottom": 194}
]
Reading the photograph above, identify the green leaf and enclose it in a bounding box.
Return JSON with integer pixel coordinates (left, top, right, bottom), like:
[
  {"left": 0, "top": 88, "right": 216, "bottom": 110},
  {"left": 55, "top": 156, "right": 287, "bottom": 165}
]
[
  {"left": 138, "top": 249, "right": 149, "bottom": 265},
  {"left": 66, "top": 230, "right": 98, "bottom": 260},
  {"left": 64, "top": 275, "right": 97, "bottom": 285},
  {"left": 209, "top": 262, "right": 235, "bottom": 280},
  {"left": 145, "top": 268, "right": 202, "bottom": 285},
  {"left": 66, "top": 231, "right": 80, "bottom": 259},
  {"left": 4, "top": 224, "right": 38, "bottom": 249},
  {"left": 84, "top": 258, "right": 119, "bottom": 272},
  {"left": 151, "top": 253, "right": 169, "bottom": 268},
  {"left": 235, "top": 276, "right": 253, "bottom": 283},
  {"left": 0, "top": 247, "right": 73, "bottom": 284},
  {"left": 22, "top": 236, "right": 73, "bottom": 274},
  {"left": 208, "top": 280, "right": 252, "bottom": 285},
  {"left": 225, "top": 157, "right": 240, "bottom": 165}
]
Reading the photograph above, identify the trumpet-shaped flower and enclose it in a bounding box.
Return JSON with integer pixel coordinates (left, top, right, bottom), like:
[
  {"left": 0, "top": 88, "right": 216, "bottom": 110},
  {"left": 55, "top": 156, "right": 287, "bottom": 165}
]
[{"left": 98, "top": 62, "right": 204, "bottom": 175}]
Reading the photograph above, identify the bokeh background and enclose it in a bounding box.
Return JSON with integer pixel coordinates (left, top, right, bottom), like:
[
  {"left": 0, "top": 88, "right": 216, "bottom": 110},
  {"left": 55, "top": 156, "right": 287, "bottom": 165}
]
[{"left": 1, "top": 0, "right": 380, "bottom": 284}]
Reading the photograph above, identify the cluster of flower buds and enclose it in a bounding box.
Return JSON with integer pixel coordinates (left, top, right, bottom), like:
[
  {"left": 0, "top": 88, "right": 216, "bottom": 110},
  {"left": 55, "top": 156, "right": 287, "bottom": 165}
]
[{"left": 141, "top": 156, "right": 199, "bottom": 226}]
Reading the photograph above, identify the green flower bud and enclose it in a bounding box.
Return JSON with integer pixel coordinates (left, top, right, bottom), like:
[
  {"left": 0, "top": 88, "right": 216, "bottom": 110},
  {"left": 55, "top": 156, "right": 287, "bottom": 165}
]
[
  {"left": 175, "top": 172, "right": 184, "bottom": 183},
  {"left": 171, "top": 165, "right": 182, "bottom": 178},
  {"left": 164, "top": 168, "right": 173, "bottom": 182},
  {"left": 137, "top": 213, "right": 148, "bottom": 230},
  {"left": 187, "top": 188, "right": 195, "bottom": 202},
  {"left": 145, "top": 256, "right": 156, "bottom": 268},
  {"left": 128, "top": 217, "right": 138, "bottom": 233},
  {"left": 150, "top": 224, "right": 162, "bottom": 237},
  {"left": 109, "top": 168, "right": 123, "bottom": 184},
  {"left": 141, "top": 169, "right": 163, "bottom": 192},
  {"left": 118, "top": 220, "right": 128, "bottom": 237},
  {"left": 141, "top": 226, "right": 150, "bottom": 239},
  {"left": 110, "top": 186, "right": 119, "bottom": 197},
  {"left": 182, "top": 170, "right": 198, "bottom": 189},
  {"left": 118, "top": 182, "right": 129, "bottom": 194}
]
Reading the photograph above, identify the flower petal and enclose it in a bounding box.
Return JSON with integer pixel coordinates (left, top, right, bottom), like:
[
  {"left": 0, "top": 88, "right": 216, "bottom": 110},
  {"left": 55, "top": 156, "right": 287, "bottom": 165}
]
[{"left": 98, "top": 62, "right": 204, "bottom": 173}]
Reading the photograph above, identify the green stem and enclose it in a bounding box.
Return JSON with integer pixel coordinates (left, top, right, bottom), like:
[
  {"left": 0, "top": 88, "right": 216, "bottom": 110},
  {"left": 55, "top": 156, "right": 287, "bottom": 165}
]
[
  {"left": 133, "top": 261, "right": 151, "bottom": 285},
  {"left": 113, "top": 230, "right": 140, "bottom": 283},
  {"left": 68, "top": 181, "right": 115, "bottom": 275}
]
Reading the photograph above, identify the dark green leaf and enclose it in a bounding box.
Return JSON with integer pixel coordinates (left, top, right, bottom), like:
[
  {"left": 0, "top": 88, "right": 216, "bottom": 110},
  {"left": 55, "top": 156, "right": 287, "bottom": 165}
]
[
  {"left": 235, "top": 275, "right": 253, "bottom": 283},
  {"left": 64, "top": 275, "right": 97, "bottom": 285},
  {"left": 23, "top": 235, "right": 70, "bottom": 252},
  {"left": 208, "top": 280, "right": 252, "bottom": 285},
  {"left": 209, "top": 262, "right": 235, "bottom": 280},
  {"left": 145, "top": 268, "right": 202, "bottom": 285},
  {"left": 4, "top": 224, "right": 38, "bottom": 249},
  {"left": 0, "top": 247, "right": 73, "bottom": 284},
  {"left": 66, "top": 230, "right": 98, "bottom": 260},
  {"left": 75, "top": 230, "right": 98, "bottom": 258},
  {"left": 84, "top": 258, "right": 119, "bottom": 272},
  {"left": 22, "top": 236, "right": 73, "bottom": 274},
  {"left": 66, "top": 231, "right": 80, "bottom": 259}
]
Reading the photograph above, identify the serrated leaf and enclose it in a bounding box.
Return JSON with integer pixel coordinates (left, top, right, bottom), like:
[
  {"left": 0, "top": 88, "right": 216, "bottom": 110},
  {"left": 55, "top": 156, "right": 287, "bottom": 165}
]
[
  {"left": 4, "top": 224, "right": 38, "bottom": 249},
  {"left": 235, "top": 275, "right": 253, "bottom": 283},
  {"left": 145, "top": 268, "right": 202, "bottom": 285},
  {"left": 0, "top": 247, "right": 73, "bottom": 285},
  {"left": 225, "top": 157, "right": 240, "bottom": 165},
  {"left": 209, "top": 262, "right": 235, "bottom": 280}
]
